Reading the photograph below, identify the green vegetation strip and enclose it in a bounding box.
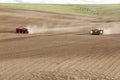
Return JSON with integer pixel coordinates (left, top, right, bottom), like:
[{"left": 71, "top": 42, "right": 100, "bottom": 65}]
[{"left": 0, "top": 3, "right": 120, "bottom": 18}]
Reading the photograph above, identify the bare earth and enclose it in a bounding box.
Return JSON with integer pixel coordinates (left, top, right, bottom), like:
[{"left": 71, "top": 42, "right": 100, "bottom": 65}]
[{"left": 0, "top": 9, "right": 120, "bottom": 80}]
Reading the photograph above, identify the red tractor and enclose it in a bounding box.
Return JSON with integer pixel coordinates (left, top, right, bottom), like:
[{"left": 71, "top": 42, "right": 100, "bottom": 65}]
[{"left": 16, "top": 28, "right": 28, "bottom": 34}]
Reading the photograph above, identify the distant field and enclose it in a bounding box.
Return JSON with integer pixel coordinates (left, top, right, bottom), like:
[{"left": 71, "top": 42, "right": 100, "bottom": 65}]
[
  {"left": 0, "top": 3, "right": 120, "bottom": 80},
  {"left": 0, "top": 3, "right": 120, "bottom": 18}
]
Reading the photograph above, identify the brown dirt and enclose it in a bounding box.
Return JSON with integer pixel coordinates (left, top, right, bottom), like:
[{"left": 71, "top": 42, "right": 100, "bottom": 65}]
[{"left": 0, "top": 9, "right": 120, "bottom": 80}]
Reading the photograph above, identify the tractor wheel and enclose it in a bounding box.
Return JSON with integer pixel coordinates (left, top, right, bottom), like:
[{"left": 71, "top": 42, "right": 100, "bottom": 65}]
[
  {"left": 16, "top": 31, "right": 19, "bottom": 33},
  {"left": 23, "top": 31, "right": 25, "bottom": 34},
  {"left": 16, "top": 29, "right": 19, "bottom": 33},
  {"left": 20, "top": 30, "right": 23, "bottom": 33}
]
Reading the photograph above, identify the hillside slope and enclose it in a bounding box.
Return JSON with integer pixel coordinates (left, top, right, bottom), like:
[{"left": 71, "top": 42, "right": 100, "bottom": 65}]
[{"left": 0, "top": 8, "right": 120, "bottom": 80}]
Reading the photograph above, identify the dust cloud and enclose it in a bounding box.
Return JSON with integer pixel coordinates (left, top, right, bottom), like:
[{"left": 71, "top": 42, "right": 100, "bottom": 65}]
[
  {"left": 103, "top": 26, "right": 120, "bottom": 35},
  {"left": 26, "top": 24, "right": 120, "bottom": 35},
  {"left": 26, "top": 25, "right": 83, "bottom": 34}
]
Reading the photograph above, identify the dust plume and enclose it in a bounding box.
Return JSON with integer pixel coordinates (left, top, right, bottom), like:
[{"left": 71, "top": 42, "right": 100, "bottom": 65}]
[
  {"left": 103, "top": 26, "right": 120, "bottom": 35},
  {"left": 26, "top": 25, "right": 83, "bottom": 34}
]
